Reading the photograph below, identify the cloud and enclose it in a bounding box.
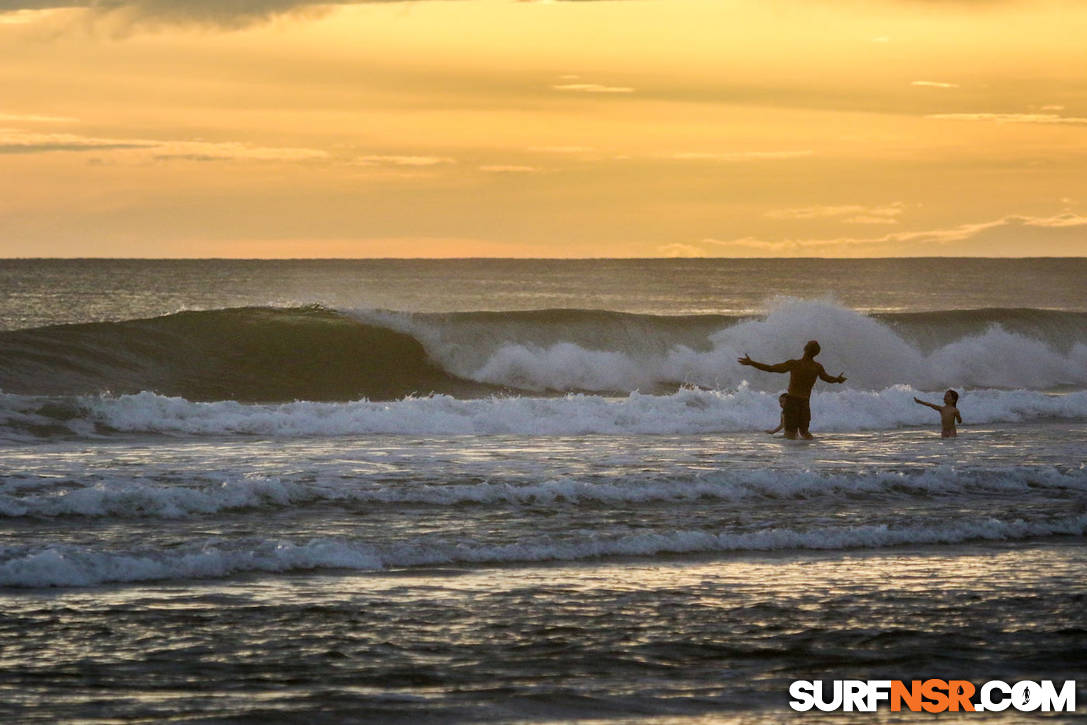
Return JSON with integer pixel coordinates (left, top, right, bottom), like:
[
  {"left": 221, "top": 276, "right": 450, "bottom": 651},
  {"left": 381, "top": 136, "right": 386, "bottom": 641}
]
[
  {"left": 0, "top": 0, "right": 621, "bottom": 32},
  {"left": 0, "top": 127, "right": 328, "bottom": 160},
  {"left": 552, "top": 83, "right": 635, "bottom": 94},
  {"left": 927, "top": 113, "right": 1087, "bottom": 125},
  {"left": 689, "top": 213, "right": 1087, "bottom": 257},
  {"left": 0, "top": 1, "right": 82, "bottom": 9},
  {"left": 0, "top": 128, "right": 152, "bottom": 153},
  {"left": 662, "top": 150, "right": 814, "bottom": 161},
  {"left": 767, "top": 202, "right": 904, "bottom": 223},
  {"left": 518, "top": 147, "right": 814, "bottom": 164},
  {"left": 0, "top": 111, "right": 78, "bottom": 123},
  {"left": 0, "top": 0, "right": 1058, "bottom": 33},
  {"left": 0, "top": 7, "right": 63, "bottom": 22},
  {"left": 657, "top": 242, "right": 707, "bottom": 258},
  {"left": 0, "top": 0, "right": 455, "bottom": 31},
  {"left": 1022, "top": 212, "right": 1087, "bottom": 228},
  {"left": 478, "top": 164, "right": 538, "bottom": 172},
  {"left": 154, "top": 140, "right": 329, "bottom": 161},
  {"left": 843, "top": 215, "right": 900, "bottom": 225},
  {"left": 529, "top": 145, "right": 594, "bottom": 154},
  {"left": 354, "top": 154, "right": 455, "bottom": 166},
  {"left": 911, "top": 80, "right": 959, "bottom": 88}
]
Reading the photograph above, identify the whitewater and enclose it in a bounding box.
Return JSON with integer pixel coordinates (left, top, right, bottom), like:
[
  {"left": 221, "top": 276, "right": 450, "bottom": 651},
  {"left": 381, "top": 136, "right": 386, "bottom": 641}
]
[
  {"left": 2, "top": 294, "right": 1085, "bottom": 442},
  {"left": 1, "top": 258, "right": 1084, "bottom": 723},
  {"left": 2, "top": 386, "right": 1085, "bottom": 440},
  {"left": 353, "top": 300, "right": 1087, "bottom": 393}
]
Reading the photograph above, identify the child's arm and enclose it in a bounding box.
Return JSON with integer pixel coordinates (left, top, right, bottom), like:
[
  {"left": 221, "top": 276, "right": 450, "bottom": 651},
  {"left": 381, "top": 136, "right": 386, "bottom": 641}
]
[
  {"left": 766, "top": 414, "right": 784, "bottom": 435},
  {"left": 914, "top": 397, "right": 940, "bottom": 411},
  {"left": 955, "top": 409, "right": 963, "bottom": 424}
]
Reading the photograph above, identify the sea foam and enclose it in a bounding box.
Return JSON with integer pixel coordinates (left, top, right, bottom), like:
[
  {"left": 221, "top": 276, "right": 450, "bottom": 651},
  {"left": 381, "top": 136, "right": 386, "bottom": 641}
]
[
  {"left": 363, "top": 299, "right": 1087, "bottom": 393},
  {"left": 1, "top": 465, "right": 1083, "bottom": 520},
  {"left": 2, "top": 385, "right": 1083, "bottom": 440},
  {"left": 2, "top": 513, "right": 1083, "bottom": 588}
]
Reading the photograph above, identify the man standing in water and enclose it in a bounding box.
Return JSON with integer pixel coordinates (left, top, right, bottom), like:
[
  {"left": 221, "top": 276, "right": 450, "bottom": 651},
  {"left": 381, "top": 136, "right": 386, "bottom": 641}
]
[{"left": 738, "top": 340, "right": 846, "bottom": 439}]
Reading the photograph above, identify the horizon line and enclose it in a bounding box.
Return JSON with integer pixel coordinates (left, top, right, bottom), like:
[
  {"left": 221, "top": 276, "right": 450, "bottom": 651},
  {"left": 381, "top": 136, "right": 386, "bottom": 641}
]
[{"left": 3, "top": 256, "right": 1086, "bottom": 262}]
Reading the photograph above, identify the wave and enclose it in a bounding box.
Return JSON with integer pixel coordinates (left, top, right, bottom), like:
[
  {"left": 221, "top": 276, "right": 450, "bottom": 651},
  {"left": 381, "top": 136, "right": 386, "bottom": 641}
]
[
  {"left": 2, "top": 386, "right": 1085, "bottom": 441},
  {"left": 3, "top": 513, "right": 1084, "bottom": 587},
  {"left": 2, "top": 301, "right": 1086, "bottom": 401},
  {"left": 0, "top": 305, "right": 500, "bottom": 403},
  {"left": 360, "top": 301, "right": 1087, "bottom": 393},
  {"left": 2, "top": 465, "right": 1083, "bottom": 520}
]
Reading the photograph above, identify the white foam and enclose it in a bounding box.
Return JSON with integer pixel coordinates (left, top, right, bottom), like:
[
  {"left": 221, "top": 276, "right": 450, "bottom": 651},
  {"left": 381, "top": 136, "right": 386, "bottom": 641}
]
[
  {"left": 2, "top": 466, "right": 1084, "bottom": 519},
  {"left": 3, "top": 513, "right": 1083, "bottom": 587},
  {"left": 0, "top": 475, "right": 306, "bottom": 519},
  {"left": 361, "top": 300, "right": 1087, "bottom": 393},
  {"left": 40, "top": 386, "right": 1087, "bottom": 437},
  {"left": 0, "top": 539, "right": 384, "bottom": 589}
]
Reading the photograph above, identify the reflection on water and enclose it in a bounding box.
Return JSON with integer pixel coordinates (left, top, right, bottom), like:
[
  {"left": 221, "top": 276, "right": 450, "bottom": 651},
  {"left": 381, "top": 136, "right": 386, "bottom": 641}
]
[{"left": 1, "top": 544, "right": 1083, "bottom": 722}]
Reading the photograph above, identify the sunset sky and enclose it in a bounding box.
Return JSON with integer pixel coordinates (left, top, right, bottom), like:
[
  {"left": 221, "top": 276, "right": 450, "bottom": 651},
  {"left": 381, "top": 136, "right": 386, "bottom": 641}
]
[{"left": 1, "top": 0, "right": 1085, "bottom": 257}]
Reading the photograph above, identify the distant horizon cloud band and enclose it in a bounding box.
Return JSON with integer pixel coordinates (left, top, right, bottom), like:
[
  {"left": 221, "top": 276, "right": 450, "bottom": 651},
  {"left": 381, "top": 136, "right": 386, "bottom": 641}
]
[{"left": 1, "top": 0, "right": 1085, "bottom": 257}]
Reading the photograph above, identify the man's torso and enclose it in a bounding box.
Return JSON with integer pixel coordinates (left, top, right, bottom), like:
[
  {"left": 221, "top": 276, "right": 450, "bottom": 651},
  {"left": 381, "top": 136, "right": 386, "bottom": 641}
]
[{"left": 786, "top": 358, "right": 823, "bottom": 399}]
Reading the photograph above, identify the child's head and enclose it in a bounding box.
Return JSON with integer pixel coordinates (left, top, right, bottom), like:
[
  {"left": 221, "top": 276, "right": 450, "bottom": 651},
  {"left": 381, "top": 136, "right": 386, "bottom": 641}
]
[
  {"left": 944, "top": 389, "right": 959, "bottom": 405},
  {"left": 778, "top": 393, "right": 789, "bottom": 408}
]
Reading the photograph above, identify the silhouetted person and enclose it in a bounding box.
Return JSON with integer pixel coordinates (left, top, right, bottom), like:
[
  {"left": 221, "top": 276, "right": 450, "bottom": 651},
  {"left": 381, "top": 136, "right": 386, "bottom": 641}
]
[
  {"left": 738, "top": 340, "right": 846, "bottom": 439},
  {"left": 766, "top": 392, "right": 789, "bottom": 435},
  {"left": 914, "top": 389, "right": 962, "bottom": 437}
]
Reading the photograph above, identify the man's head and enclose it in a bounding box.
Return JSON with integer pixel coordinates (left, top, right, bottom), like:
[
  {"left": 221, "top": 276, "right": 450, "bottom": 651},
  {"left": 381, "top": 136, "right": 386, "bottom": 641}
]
[
  {"left": 944, "top": 389, "right": 959, "bottom": 405},
  {"left": 803, "top": 340, "right": 821, "bottom": 358}
]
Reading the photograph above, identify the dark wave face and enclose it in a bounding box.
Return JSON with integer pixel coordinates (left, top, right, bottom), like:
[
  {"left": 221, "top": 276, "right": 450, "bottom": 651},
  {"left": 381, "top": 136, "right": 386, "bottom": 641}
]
[
  {"left": 2, "top": 302, "right": 1086, "bottom": 401},
  {"left": 0, "top": 306, "right": 501, "bottom": 402}
]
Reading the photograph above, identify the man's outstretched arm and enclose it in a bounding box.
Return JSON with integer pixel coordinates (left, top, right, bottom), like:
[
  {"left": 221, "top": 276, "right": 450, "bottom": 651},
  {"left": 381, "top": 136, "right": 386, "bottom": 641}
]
[
  {"left": 737, "top": 354, "right": 793, "bottom": 373},
  {"left": 818, "top": 365, "right": 847, "bottom": 383}
]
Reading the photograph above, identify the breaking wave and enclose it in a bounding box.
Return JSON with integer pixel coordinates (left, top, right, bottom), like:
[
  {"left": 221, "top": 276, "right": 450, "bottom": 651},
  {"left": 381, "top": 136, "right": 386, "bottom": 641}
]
[
  {"left": 357, "top": 301, "right": 1087, "bottom": 393},
  {"left": 0, "top": 389, "right": 1082, "bottom": 439},
  {"left": 1, "top": 300, "right": 1085, "bottom": 403},
  {"left": 1, "top": 386, "right": 1084, "bottom": 440}
]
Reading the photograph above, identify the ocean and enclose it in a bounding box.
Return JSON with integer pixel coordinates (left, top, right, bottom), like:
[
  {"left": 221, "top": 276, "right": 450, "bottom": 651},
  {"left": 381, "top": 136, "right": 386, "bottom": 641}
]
[{"left": 0, "top": 258, "right": 1084, "bottom": 722}]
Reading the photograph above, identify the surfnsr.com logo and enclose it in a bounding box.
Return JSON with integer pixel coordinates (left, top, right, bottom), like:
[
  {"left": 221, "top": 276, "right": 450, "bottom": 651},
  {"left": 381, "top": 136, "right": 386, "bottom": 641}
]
[{"left": 789, "top": 679, "right": 1077, "bottom": 713}]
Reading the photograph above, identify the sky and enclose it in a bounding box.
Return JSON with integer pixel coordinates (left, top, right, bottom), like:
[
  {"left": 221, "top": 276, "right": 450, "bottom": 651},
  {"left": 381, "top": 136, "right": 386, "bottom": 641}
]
[{"left": 1, "top": 0, "right": 1085, "bottom": 258}]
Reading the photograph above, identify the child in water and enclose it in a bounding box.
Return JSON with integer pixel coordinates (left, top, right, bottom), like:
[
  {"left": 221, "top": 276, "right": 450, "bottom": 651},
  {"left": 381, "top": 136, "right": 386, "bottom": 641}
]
[
  {"left": 914, "top": 389, "right": 962, "bottom": 437},
  {"left": 766, "top": 393, "right": 789, "bottom": 435}
]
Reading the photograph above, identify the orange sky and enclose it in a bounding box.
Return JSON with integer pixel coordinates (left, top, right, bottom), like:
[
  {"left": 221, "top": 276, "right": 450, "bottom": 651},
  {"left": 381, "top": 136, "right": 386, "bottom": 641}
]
[{"left": 1, "top": 0, "right": 1085, "bottom": 257}]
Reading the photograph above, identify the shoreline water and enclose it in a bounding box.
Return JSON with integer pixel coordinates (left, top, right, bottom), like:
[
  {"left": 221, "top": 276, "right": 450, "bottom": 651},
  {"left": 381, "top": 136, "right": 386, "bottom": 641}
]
[
  {"left": 2, "top": 539, "right": 1083, "bottom": 722},
  {"left": 1, "top": 258, "right": 1083, "bottom": 720},
  {"left": 3, "top": 422, "right": 1084, "bottom": 590}
]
